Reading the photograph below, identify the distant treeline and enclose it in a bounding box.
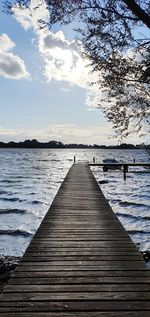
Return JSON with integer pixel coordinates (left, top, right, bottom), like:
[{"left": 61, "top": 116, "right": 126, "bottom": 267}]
[{"left": 0, "top": 139, "right": 149, "bottom": 149}]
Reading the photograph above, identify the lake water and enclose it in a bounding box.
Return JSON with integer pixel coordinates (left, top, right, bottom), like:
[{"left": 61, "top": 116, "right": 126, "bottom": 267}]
[{"left": 0, "top": 148, "right": 149, "bottom": 257}]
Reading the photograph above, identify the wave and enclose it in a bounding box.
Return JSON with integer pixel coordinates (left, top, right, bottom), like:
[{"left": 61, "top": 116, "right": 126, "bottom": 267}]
[
  {"left": 119, "top": 201, "right": 148, "bottom": 208},
  {"left": 50, "top": 159, "right": 60, "bottom": 162},
  {"left": 0, "top": 190, "right": 7, "bottom": 195},
  {"left": 132, "top": 170, "right": 150, "bottom": 174},
  {"left": 0, "top": 197, "right": 43, "bottom": 205},
  {"left": 0, "top": 229, "right": 32, "bottom": 237},
  {"left": 0, "top": 180, "right": 22, "bottom": 183},
  {"left": 10, "top": 176, "right": 30, "bottom": 179},
  {"left": 31, "top": 200, "right": 43, "bottom": 205},
  {"left": 128, "top": 229, "right": 150, "bottom": 235},
  {"left": 0, "top": 208, "right": 27, "bottom": 214},
  {"left": 98, "top": 180, "right": 109, "bottom": 184},
  {"left": 116, "top": 212, "right": 150, "bottom": 222},
  {"left": 0, "top": 197, "right": 21, "bottom": 202},
  {"left": 113, "top": 199, "right": 149, "bottom": 208}
]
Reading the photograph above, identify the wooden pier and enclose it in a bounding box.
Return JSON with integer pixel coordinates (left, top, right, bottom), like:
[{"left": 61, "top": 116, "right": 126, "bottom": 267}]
[
  {"left": 0, "top": 163, "right": 150, "bottom": 316},
  {"left": 89, "top": 162, "right": 150, "bottom": 180}
]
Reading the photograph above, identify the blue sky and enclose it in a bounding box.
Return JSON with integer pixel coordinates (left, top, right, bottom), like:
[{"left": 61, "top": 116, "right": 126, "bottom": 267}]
[{"left": 0, "top": 0, "right": 148, "bottom": 144}]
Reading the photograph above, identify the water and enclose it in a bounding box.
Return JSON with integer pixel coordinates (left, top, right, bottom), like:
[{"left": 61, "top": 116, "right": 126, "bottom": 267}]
[{"left": 0, "top": 148, "right": 149, "bottom": 257}]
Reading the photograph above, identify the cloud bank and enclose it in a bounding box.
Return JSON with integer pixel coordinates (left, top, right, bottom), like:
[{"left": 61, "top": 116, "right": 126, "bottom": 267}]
[
  {"left": 0, "top": 123, "right": 146, "bottom": 145},
  {"left": 0, "top": 124, "right": 113, "bottom": 144},
  {"left": 0, "top": 33, "right": 30, "bottom": 80}
]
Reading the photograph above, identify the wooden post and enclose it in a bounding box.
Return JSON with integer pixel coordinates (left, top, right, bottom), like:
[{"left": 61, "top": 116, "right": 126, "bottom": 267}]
[
  {"left": 93, "top": 157, "right": 95, "bottom": 164},
  {"left": 74, "top": 155, "right": 76, "bottom": 163},
  {"left": 123, "top": 164, "right": 128, "bottom": 180},
  {"left": 103, "top": 165, "right": 108, "bottom": 172}
]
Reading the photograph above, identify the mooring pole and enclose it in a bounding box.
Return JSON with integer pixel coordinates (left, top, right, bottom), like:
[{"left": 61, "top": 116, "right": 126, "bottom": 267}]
[
  {"left": 123, "top": 164, "right": 128, "bottom": 180},
  {"left": 93, "top": 157, "right": 95, "bottom": 164},
  {"left": 74, "top": 155, "right": 76, "bottom": 163}
]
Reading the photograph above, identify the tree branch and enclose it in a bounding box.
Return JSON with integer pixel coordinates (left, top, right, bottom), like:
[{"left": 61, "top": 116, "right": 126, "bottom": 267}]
[{"left": 122, "top": 0, "right": 150, "bottom": 28}]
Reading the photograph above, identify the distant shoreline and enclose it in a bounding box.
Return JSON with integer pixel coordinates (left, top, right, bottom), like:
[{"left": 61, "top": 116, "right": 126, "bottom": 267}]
[{"left": 0, "top": 139, "right": 149, "bottom": 150}]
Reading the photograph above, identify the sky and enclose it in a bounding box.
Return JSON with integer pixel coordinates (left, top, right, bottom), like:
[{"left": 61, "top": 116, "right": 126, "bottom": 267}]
[{"left": 0, "top": 0, "right": 149, "bottom": 145}]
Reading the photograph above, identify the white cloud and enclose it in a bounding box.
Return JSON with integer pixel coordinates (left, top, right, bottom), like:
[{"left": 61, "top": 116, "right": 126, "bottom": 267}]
[
  {"left": 12, "top": 0, "right": 49, "bottom": 31},
  {"left": 0, "top": 33, "right": 15, "bottom": 52},
  {"left": 37, "top": 28, "right": 93, "bottom": 89},
  {"left": 0, "top": 33, "right": 30, "bottom": 80},
  {"left": 12, "top": 0, "right": 98, "bottom": 95}
]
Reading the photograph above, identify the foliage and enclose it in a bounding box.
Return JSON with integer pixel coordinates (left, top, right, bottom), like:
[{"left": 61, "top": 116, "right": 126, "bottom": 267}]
[{"left": 4, "top": 0, "right": 150, "bottom": 137}]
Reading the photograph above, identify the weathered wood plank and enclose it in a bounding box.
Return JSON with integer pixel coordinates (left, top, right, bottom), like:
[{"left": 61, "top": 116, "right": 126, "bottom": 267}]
[
  {"left": 16, "top": 265, "right": 147, "bottom": 272},
  {"left": 1, "top": 300, "right": 150, "bottom": 311},
  {"left": 13, "top": 270, "right": 150, "bottom": 278},
  {"left": 24, "top": 251, "right": 141, "bottom": 256},
  {"left": 1, "top": 291, "right": 150, "bottom": 301},
  {"left": 27, "top": 248, "right": 136, "bottom": 255},
  {"left": 21, "top": 255, "right": 142, "bottom": 261},
  {"left": 28, "top": 241, "right": 135, "bottom": 247},
  {"left": 9, "top": 276, "right": 150, "bottom": 284},
  {"left": 28, "top": 245, "right": 135, "bottom": 250},
  {"left": 4, "top": 283, "right": 150, "bottom": 292},
  {"left": 18, "top": 260, "right": 144, "bottom": 266},
  {"left": 0, "top": 313, "right": 150, "bottom": 317},
  {"left": 21, "top": 248, "right": 141, "bottom": 261},
  {"left": 33, "top": 237, "right": 131, "bottom": 241}
]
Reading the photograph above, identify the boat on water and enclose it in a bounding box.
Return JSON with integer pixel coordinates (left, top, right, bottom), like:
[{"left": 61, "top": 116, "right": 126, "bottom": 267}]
[{"left": 102, "top": 158, "right": 122, "bottom": 171}]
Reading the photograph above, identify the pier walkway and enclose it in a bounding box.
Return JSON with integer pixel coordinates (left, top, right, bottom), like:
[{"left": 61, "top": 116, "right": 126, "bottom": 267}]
[{"left": 0, "top": 163, "right": 150, "bottom": 316}]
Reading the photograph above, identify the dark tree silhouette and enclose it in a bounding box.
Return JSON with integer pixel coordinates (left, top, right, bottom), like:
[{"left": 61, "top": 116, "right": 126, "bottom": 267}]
[{"left": 4, "top": 0, "right": 150, "bottom": 137}]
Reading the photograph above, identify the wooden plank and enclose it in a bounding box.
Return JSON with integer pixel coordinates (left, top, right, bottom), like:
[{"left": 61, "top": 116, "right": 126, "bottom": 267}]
[
  {"left": 0, "top": 163, "right": 149, "bottom": 315},
  {"left": 13, "top": 270, "right": 150, "bottom": 278},
  {"left": 33, "top": 236, "right": 130, "bottom": 240},
  {"left": 9, "top": 276, "right": 150, "bottom": 284},
  {"left": 18, "top": 260, "right": 145, "bottom": 266},
  {"left": 1, "top": 313, "right": 150, "bottom": 317},
  {"left": 1, "top": 300, "right": 150, "bottom": 311},
  {"left": 21, "top": 255, "right": 142, "bottom": 261},
  {"left": 29, "top": 244, "right": 135, "bottom": 248},
  {"left": 25, "top": 248, "right": 140, "bottom": 254},
  {"left": 34, "top": 229, "right": 129, "bottom": 233},
  {"left": 4, "top": 283, "right": 150, "bottom": 292},
  {"left": 28, "top": 242, "right": 135, "bottom": 247},
  {"left": 16, "top": 265, "right": 147, "bottom": 272},
  {"left": 1, "top": 291, "right": 150, "bottom": 301},
  {"left": 35, "top": 230, "right": 130, "bottom": 233}
]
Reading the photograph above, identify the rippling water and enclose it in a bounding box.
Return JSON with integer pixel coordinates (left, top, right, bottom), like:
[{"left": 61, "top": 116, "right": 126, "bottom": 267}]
[{"left": 0, "top": 148, "right": 149, "bottom": 257}]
